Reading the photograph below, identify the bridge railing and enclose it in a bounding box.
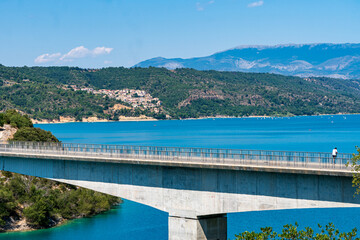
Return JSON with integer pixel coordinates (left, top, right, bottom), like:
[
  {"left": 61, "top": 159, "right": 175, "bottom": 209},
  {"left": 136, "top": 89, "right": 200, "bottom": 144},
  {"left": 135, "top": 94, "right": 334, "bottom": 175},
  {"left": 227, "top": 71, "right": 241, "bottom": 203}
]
[{"left": 0, "top": 141, "right": 354, "bottom": 170}]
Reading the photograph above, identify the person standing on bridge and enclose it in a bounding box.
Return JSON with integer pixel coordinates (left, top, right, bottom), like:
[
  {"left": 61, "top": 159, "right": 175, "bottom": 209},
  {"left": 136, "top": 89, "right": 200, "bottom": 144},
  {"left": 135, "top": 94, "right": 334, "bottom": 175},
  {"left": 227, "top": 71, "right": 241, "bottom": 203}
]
[{"left": 332, "top": 147, "right": 338, "bottom": 164}]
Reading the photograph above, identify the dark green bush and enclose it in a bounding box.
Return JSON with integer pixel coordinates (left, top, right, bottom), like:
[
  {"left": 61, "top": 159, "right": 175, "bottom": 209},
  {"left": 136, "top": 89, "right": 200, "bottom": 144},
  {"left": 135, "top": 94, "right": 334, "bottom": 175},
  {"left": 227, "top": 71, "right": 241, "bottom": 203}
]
[
  {"left": 12, "top": 127, "right": 59, "bottom": 142},
  {"left": 0, "top": 185, "right": 17, "bottom": 225},
  {"left": 235, "top": 222, "right": 358, "bottom": 240},
  {"left": 0, "top": 110, "right": 33, "bottom": 128},
  {"left": 24, "top": 198, "right": 51, "bottom": 227}
]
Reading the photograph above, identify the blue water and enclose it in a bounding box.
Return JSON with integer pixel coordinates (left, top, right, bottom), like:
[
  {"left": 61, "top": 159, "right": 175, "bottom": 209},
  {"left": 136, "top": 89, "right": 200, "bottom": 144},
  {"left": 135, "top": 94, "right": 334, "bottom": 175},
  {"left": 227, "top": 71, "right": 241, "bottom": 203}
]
[
  {"left": 0, "top": 201, "right": 167, "bottom": 240},
  {"left": 2, "top": 115, "right": 360, "bottom": 239}
]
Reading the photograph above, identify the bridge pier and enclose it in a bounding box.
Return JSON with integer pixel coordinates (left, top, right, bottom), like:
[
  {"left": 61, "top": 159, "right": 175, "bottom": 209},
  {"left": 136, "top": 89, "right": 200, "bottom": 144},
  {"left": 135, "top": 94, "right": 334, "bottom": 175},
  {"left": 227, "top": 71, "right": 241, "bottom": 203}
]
[{"left": 168, "top": 214, "right": 227, "bottom": 240}]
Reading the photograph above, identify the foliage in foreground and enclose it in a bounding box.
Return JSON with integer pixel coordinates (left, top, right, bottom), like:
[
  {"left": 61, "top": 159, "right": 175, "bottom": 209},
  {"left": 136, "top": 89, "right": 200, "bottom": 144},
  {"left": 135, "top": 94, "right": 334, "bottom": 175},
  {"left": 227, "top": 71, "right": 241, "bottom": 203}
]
[
  {"left": 346, "top": 147, "right": 360, "bottom": 195},
  {"left": 0, "top": 171, "right": 121, "bottom": 230},
  {"left": 235, "top": 222, "right": 358, "bottom": 240}
]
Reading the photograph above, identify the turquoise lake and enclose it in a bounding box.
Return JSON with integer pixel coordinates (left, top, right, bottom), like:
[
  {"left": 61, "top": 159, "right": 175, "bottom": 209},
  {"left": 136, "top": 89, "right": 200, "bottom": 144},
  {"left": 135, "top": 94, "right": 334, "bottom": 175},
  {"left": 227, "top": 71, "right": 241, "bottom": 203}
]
[{"left": 2, "top": 115, "right": 360, "bottom": 239}]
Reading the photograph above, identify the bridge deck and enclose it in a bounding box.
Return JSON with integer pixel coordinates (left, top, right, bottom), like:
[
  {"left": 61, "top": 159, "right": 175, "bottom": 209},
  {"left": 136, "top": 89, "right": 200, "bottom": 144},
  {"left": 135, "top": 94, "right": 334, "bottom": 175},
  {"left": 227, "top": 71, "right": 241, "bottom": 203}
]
[{"left": 0, "top": 142, "right": 355, "bottom": 177}]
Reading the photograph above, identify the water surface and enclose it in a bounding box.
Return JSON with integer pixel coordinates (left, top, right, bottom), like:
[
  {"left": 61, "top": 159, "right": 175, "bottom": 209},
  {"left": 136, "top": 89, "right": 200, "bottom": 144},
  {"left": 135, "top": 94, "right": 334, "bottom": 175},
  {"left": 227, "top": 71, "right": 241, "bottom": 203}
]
[{"left": 2, "top": 115, "right": 360, "bottom": 239}]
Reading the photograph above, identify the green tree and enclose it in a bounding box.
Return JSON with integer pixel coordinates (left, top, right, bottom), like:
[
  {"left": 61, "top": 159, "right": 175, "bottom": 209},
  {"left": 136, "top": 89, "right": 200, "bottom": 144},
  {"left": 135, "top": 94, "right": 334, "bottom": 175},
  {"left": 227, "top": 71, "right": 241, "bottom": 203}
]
[
  {"left": 12, "top": 127, "right": 59, "bottom": 142},
  {"left": 0, "top": 110, "right": 33, "bottom": 128},
  {"left": 346, "top": 147, "right": 360, "bottom": 195},
  {"left": 234, "top": 223, "right": 358, "bottom": 240},
  {"left": 23, "top": 198, "right": 51, "bottom": 227},
  {"left": 0, "top": 186, "right": 17, "bottom": 226},
  {"left": 0, "top": 114, "right": 4, "bottom": 127}
]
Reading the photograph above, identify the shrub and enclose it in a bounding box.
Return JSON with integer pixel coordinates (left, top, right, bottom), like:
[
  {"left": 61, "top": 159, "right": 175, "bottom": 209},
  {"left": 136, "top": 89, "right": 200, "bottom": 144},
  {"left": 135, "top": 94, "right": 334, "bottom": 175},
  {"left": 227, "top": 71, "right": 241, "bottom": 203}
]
[
  {"left": 24, "top": 198, "right": 51, "bottom": 228},
  {"left": 12, "top": 127, "right": 59, "bottom": 142},
  {"left": 0, "top": 110, "right": 33, "bottom": 128}
]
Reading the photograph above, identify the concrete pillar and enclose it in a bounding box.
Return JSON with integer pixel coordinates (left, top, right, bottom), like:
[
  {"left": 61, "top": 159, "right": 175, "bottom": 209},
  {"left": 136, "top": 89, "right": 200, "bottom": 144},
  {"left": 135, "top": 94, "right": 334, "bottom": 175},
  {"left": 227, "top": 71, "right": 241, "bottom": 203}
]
[{"left": 168, "top": 214, "right": 227, "bottom": 240}]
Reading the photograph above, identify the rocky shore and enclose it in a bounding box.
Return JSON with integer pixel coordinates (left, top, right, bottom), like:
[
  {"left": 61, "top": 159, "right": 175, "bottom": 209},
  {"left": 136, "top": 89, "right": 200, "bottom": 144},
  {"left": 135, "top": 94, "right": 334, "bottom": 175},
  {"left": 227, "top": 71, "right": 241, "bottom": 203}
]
[{"left": 0, "top": 214, "right": 64, "bottom": 233}]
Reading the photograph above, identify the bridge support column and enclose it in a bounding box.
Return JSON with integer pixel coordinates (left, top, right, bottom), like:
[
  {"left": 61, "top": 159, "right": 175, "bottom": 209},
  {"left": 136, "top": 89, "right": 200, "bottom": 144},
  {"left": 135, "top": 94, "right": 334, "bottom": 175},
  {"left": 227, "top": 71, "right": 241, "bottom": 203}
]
[{"left": 168, "top": 214, "right": 227, "bottom": 240}]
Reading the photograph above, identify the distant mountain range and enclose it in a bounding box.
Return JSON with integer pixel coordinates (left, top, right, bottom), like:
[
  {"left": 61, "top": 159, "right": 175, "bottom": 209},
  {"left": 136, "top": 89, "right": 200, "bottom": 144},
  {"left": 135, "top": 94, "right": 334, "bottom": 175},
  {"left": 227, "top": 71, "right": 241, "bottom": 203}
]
[{"left": 134, "top": 43, "right": 360, "bottom": 79}]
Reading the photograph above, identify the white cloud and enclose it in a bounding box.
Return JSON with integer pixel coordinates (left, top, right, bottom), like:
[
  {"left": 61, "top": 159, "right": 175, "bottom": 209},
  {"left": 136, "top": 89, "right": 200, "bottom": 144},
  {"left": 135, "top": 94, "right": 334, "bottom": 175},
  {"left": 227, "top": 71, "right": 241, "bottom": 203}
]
[
  {"left": 248, "top": 0, "right": 264, "bottom": 7},
  {"left": 34, "top": 46, "right": 113, "bottom": 64},
  {"left": 196, "top": 2, "right": 204, "bottom": 11},
  {"left": 196, "top": 1, "right": 215, "bottom": 11},
  {"left": 60, "top": 46, "right": 90, "bottom": 61},
  {"left": 60, "top": 46, "right": 113, "bottom": 61},
  {"left": 93, "top": 47, "right": 113, "bottom": 55},
  {"left": 34, "top": 53, "right": 61, "bottom": 63}
]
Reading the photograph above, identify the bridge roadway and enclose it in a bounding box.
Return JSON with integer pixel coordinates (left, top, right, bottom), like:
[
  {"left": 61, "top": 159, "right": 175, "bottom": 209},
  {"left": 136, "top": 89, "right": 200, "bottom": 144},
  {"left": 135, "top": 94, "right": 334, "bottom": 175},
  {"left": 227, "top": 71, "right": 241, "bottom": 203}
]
[{"left": 0, "top": 142, "right": 359, "bottom": 240}]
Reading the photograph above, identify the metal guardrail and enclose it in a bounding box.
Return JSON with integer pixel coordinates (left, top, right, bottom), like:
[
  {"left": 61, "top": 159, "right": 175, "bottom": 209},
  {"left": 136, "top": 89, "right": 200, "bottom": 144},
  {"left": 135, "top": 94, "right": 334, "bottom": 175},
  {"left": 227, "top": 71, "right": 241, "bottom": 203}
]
[{"left": 0, "top": 141, "right": 354, "bottom": 171}]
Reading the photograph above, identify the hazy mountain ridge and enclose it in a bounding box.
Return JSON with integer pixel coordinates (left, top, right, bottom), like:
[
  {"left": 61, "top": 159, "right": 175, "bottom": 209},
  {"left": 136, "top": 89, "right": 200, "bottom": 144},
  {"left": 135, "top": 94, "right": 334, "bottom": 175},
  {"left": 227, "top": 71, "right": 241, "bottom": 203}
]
[{"left": 134, "top": 43, "right": 360, "bottom": 79}]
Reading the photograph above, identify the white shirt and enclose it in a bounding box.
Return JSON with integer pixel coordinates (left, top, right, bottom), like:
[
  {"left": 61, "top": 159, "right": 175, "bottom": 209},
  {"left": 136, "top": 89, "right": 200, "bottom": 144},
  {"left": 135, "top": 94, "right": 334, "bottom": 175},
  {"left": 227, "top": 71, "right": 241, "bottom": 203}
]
[{"left": 332, "top": 149, "right": 338, "bottom": 156}]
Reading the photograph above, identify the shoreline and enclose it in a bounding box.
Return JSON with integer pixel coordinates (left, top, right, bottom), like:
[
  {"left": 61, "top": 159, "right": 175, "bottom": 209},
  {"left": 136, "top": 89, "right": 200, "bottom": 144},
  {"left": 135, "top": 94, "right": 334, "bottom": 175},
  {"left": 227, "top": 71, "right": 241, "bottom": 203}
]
[
  {"left": 1, "top": 218, "right": 67, "bottom": 233},
  {"left": 1, "top": 204, "right": 121, "bottom": 234},
  {"left": 32, "top": 116, "right": 157, "bottom": 124},
  {"left": 31, "top": 113, "right": 360, "bottom": 124}
]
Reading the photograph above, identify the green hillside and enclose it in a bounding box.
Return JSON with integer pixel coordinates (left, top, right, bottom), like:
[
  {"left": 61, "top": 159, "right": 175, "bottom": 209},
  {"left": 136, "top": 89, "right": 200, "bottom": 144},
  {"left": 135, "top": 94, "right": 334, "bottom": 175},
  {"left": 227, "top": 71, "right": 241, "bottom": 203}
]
[{"left": 1, "top": 65, "right": 360, "bottom": 119}]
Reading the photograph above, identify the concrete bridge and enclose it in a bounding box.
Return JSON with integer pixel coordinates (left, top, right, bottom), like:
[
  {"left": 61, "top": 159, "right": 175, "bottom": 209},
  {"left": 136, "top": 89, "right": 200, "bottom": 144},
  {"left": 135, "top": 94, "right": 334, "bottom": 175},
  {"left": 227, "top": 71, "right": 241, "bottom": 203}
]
[{"left": 0, "top": 142, "right": 359, "bottom": 240}]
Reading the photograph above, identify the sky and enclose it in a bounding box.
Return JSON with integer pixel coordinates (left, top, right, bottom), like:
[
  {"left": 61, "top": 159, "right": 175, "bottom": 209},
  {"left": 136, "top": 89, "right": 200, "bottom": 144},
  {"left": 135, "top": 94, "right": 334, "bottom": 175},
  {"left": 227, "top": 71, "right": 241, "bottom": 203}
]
[{"left": 0, "top": 0, "right": 359, "bottom": 68}]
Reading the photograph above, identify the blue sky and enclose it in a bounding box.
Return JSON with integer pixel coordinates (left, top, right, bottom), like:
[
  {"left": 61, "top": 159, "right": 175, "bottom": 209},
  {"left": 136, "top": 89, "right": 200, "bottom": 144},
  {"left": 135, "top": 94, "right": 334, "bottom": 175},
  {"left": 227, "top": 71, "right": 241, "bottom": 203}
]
[{"left": 0, "top": 0, "right": 359, "bottom": 68}]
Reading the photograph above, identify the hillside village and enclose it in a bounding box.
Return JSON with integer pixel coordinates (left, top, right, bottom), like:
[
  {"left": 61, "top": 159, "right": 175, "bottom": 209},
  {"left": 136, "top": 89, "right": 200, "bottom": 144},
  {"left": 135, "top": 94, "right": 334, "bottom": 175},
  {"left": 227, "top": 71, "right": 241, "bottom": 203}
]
[{"left": 63, "top": 85, "right": 162, "bottom": 113}]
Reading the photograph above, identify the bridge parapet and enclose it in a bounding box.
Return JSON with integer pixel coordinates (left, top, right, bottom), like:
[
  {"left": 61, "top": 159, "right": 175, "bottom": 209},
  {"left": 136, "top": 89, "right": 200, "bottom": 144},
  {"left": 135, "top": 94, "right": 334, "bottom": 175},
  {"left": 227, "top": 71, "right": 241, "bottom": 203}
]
[{"left": 0, "top": 141, "right": 353, "bottom": 173}]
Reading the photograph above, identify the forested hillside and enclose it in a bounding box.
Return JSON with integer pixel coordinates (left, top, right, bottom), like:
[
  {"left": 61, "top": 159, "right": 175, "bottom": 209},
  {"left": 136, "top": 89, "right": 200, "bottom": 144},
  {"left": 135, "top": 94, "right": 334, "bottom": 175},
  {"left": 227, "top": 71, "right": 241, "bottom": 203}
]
[{"left": 1, "top": 64, "right": 360, "bottom": 119}]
